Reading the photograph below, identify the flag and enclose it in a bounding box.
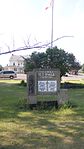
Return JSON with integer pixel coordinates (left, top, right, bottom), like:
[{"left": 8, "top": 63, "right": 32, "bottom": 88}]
[{"left": 45, "top": 0, "right": 53, "bottom": 10}]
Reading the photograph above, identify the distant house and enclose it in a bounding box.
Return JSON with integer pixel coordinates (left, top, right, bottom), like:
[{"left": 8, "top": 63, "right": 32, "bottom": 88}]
[{"left": 4, "top": 54, "right": 27, "bottom": 73}]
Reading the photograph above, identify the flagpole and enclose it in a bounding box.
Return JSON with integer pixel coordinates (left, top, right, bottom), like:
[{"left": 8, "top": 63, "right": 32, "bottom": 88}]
[{"left": 51, "top": 0, "right": 54, "bottom": 48}]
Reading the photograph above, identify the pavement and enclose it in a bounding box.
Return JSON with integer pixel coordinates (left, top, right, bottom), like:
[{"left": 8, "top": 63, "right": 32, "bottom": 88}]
[
  {"left": 62, "top": 73, "right": 84, "bottom": 81},
  {"left": 16, "top": 73, "right": 84, "bottom": 82},
  {"left": 17, "top": 74, "right": 27, "bottom": 81}
]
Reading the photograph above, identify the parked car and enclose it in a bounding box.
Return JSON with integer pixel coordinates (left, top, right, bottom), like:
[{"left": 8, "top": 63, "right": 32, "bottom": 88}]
[{"left": 0, "top": 70, "right": 17, "bottom": 79}]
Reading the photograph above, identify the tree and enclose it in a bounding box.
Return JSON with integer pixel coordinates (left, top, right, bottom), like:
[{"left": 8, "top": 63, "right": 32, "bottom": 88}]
[
  {"left": 24, "top": 46, "right": 81, "bottom": 77},
  {"left": 0, "top": 65, "right": 3, "bottom": 71},
  {"left": 24, "top": 52, "right": 47, "bottom": 72},
  {"left": 82, "top": 64, "right": 84, "bottom": 72}
]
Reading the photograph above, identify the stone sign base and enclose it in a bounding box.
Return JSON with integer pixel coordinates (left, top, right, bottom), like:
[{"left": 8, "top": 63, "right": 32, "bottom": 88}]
[
  {"left": 28, "top": 96, "right": 37, "bottom": 104},
  {"left": 57, "top": 89, "right": 68, "bottom": 105},
  {"left": 28, "top": 89, "right": 68, "bottom": 109}
]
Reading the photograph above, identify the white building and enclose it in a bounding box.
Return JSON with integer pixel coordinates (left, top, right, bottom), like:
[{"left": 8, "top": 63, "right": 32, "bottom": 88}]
[{"left": 4, "top": 54, "right": 28, "bottom": 73}]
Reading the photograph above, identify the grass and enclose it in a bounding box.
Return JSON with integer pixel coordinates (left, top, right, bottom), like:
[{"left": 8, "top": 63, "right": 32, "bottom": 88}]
[
  {"left": 0, "top": 80, "right": 84, "bottom": 149},
  {"left": 62, "top": 79, "right": 84, "bottom": 84},
  {"left": 0, "top": 79, "right": 21, "bottom": 84}
]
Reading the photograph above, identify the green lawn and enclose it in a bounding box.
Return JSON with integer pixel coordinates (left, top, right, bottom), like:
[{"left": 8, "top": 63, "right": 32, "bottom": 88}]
[{"left": 0, "top": 80, "right": 84, "bottom": 149}]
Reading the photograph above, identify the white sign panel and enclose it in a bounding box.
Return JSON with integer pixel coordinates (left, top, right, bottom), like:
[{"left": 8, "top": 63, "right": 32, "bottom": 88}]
[
  {"left": 38, "top": 80, "right": 57, "bottom": 92},
  {"left": 38, "top": 81, "right": 47, "bottom": 92},
  {"left": 48, "top": 81, "right": 57, "bottom": 92}
]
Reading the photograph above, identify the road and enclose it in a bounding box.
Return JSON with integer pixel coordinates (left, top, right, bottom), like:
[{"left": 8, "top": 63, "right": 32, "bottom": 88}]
[
  {"left": 16, "top": 73, "right": 84, "bottom": 81},
  {"left": 62, "top": 73, "right": 84, "bottom": 81},
  {"left": 17, "top": 74, "right": 27, "bottom": 81}
]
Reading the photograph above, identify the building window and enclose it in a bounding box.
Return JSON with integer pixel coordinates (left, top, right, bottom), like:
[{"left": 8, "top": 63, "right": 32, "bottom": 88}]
[
  {"left": 14, "top": 68, "right": 17, "bottom": 71},
  {"left": 13, "top": 62, "right": 15, "bottom": 66}
]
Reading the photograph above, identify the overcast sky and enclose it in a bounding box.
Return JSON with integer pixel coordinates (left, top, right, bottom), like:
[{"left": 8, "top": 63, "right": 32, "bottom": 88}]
[{"left": 0, "top": 0, "right": 84, "bottom": 66}]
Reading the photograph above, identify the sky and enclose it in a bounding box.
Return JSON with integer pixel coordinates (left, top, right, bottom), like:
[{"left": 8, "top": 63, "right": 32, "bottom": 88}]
[{"left": 0, "top": 0, "right": 84, "bottom": 66}]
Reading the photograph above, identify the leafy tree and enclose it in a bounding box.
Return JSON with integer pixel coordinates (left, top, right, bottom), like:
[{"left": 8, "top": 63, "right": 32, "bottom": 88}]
[
  {"left": 82, "top": 64, "right": 84, "bottom": 72},
  {"left": 46, "top": 47, "right": 69, "bottom": 76},
  {"left": 24, "top": 52, "right": 47, "bottom": 72},
  {"left": 24, "top": 46, "right": 81, "bottom": 77},
  {"left": 0, "top": 65, "right": 3, "bottom": 71}
]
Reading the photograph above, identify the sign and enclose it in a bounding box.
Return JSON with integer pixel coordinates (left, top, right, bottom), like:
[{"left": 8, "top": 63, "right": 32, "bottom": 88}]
[
  {"left": 38, "top": 71, "right": 55, "bottom": 79},
  {"left": 27, "top": 69, "right": 60, "bottom": 96},
  {"left": 38, "top": 80, "right": 57, "bottom": 92},
  {"left": 27, "top": 69, "right": 68, "bottom": 106}
]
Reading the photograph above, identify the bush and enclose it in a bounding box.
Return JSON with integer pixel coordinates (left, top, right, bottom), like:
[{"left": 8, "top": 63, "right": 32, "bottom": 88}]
[
  {"left": 58, "top": 101, "right": 77, "bottom": 110},
  {"left": 61, "top": 82, "right": 84, "bottom": 89},
  {"left": 16, "top": 98, "right": 28, "bottom": 110},
  {"left": 20, "top": 80, "right": 27, "bottom": 86}
]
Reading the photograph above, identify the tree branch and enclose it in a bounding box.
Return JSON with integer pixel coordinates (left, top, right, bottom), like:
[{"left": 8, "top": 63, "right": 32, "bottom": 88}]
[{"left": 0, "top": 35, "right": 74, "bottom": 55}]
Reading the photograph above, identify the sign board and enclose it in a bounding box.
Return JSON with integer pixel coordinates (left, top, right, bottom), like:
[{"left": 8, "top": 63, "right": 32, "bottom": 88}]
[
  {"left": 27, "top": 69, "right": 68, "bottom": 106},
  {"left": 36, "top": 69, "right": 60, "bottom": 95},
  {"left": 27, "top": 69, "right": 60, "bottom": 95}
]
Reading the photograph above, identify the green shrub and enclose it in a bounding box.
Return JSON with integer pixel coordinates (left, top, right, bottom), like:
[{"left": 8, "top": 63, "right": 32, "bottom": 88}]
[
  {"left": 61, "top": 82, "right": 84, "bottom": 89},
  {"left": 20, "top": 80, "right": 27, "bottom": 86},
  {"left": 16, "top": 98, "right": 28, "bottom": 110},
  {"left": 59, "top": 101, "right": 77, "bottom": 109}
]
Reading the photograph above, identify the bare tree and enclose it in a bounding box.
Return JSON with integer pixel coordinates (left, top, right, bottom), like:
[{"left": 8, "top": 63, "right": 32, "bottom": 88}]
[{"left": 0, "top": 35, "right": 74, "bottom": 56}]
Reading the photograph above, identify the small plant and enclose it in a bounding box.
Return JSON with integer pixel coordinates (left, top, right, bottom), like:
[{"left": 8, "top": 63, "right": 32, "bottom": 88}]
[
  {"left": 16, "top": 98, "right": 28, "bottom": 110},
  {"left": 20, "top": 80, "right": 27, "bottom": 86},
  {"left": 59, "top": 100, "right": 77, "bottom": 109}
]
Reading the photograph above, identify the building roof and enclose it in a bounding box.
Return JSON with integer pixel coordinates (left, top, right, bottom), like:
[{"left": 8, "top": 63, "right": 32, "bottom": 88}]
[{"left": 9, "top": 54, "right": 28, "bottom": 61}]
